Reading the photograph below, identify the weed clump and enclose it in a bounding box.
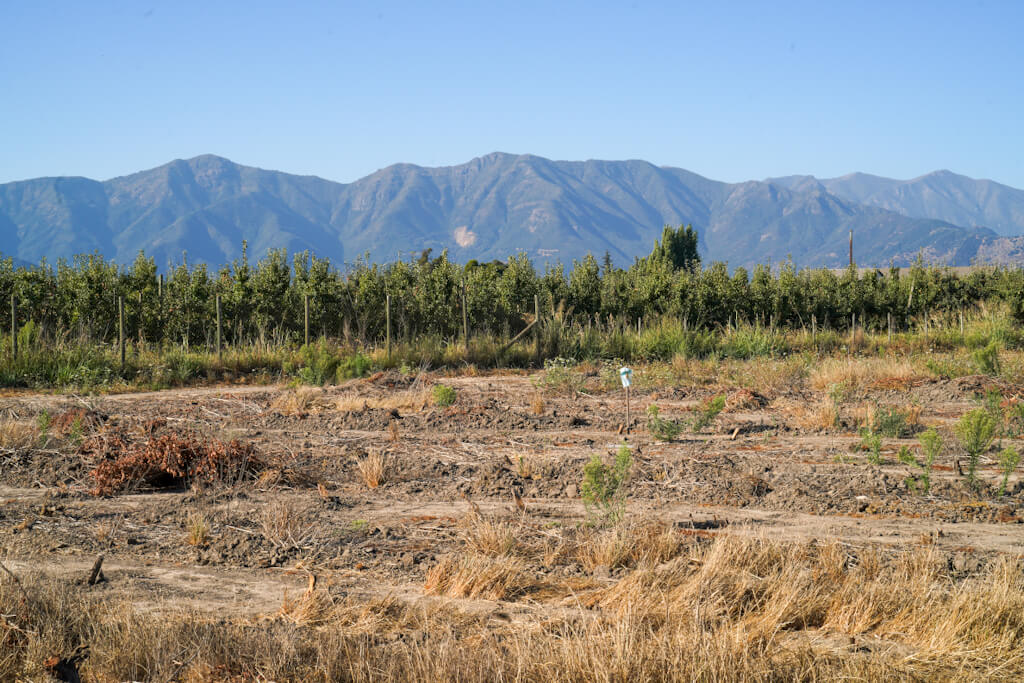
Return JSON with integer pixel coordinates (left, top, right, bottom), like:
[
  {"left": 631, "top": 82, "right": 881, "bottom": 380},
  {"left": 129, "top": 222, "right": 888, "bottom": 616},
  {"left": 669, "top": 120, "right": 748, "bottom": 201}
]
[{"left": 532, "top": 357, "right": 586, "bottom": 395}]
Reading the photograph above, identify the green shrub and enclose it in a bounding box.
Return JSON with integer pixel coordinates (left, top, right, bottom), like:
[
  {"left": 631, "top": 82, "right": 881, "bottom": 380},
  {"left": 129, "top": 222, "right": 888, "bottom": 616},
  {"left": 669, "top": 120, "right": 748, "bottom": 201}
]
[
  {"left": 997, "top": 446, "right": 1020, "bottom": 496},
  {"left": 691, "top": 395, "right": 726, "bottom": 432},
  {"left": 336, "top": 352, "right": 372, "bottom": 381},
  {"left": 872, "top": 405, "right": 914, "bottom": 438},
  {"left": 431, "top": 383, "right": 457, "bottom": 407},
  {"left": 971, "top": 341, "right": 1001, "bottom": 376},
  {"left": 719, "top": 325, "right": 788, "bottom": 359},
  {"left": 677, "top": 330, "right": 719, "bottom": 359},
  {"left": 646, "top": 404, "right": 683, "bottom": 441},
  {"left": 925, "top": 356, "right": 972, "bottom": 380},
  {"left": 295, "top": 342, "right": 340, "bottom": 385},
  {"left": 955, "top": 409, "right": 997, "bottom": 487},
  {"left": 581, "top": 444, "right": 632, "bottom": 525}
]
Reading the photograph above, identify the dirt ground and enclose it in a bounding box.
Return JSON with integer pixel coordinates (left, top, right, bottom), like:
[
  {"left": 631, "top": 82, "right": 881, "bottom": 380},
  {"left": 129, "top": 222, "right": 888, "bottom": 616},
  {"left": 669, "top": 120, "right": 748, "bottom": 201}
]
[{"left": 1, "top": 367, "right": 1022, "bottom": 668}]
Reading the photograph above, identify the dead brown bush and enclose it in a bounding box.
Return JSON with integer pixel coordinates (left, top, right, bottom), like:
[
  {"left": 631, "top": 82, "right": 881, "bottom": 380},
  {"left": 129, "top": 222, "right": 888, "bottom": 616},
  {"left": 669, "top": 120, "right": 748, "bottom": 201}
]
[{"left": 83, "top": 430, "right": 263, "bottom": 496}]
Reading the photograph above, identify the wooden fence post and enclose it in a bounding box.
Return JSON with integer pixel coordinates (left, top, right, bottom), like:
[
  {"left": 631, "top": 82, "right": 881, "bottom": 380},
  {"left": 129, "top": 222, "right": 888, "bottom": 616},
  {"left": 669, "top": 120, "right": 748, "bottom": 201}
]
[
  {"left": 888, "top": 312, "right": 893, "bottom": 341},
  {"left": 385, "top": 294, "right": 391, "bottom": 362},
  {"left": 158, "top": 274, "right": 164, "bottom": 344},
  {"left": 304, "top": 294, "right": 310, "bottom": 347},
  {"left": 118, "top": 296, "right": 125, "bottom": 369},
  {"left": 461, "top": 280, "right": 469, "bottom": 352},
  {"left": 534, "top": 295, "right": 541, "bottom": 366},
  {"left": 216, "top": 294, "right": 222, "bottom": 360},
  {"left": 137, "top": 290, "right": 144, "bottom": 349},
  {"left": 10, "top": 294, "right": 17, "bottom": 360}
]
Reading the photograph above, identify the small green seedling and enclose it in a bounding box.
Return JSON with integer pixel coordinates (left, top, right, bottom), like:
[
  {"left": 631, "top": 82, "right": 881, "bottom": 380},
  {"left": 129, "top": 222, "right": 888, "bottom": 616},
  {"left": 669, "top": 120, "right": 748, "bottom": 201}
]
[
  {"left": 955, "top": 409, "right": 997, "bottom": 488},
  {"left": 898, "top": 428, "right": 942, "bottom": 494},
  {"left": 997, "top": 446, "right": 1020, "bottom": 496},
  {"left": 646, "top": 404, "right": 683, "bottom": 441},
  {"left": 691, "top": 395, "right": 726, "bottom": 433},
  {"left": 858, "top": 427, "right": 882, "bottom": 465},
  {"left": 581, "top": 443, "right": 632, "bottom": 525}
]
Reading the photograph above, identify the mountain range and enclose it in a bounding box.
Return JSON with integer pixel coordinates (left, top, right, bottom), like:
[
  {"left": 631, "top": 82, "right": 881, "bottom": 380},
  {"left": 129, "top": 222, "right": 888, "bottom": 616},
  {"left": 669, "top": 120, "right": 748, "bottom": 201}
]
[{"left": 3, "top": 153, "right": 1024, "bottom": 270}]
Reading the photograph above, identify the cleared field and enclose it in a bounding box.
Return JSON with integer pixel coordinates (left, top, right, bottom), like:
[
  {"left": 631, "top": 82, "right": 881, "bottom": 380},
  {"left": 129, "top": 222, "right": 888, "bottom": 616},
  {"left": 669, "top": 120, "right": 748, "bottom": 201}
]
[{"left": 1, "top": 357, "right": 1022, "bottom": 681}]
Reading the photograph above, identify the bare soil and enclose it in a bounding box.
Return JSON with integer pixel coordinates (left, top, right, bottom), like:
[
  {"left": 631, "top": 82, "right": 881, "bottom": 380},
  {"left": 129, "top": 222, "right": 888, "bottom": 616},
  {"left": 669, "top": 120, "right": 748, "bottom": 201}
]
[{"left": 1, "top": 368, "right": 1022, "bottom": 648}]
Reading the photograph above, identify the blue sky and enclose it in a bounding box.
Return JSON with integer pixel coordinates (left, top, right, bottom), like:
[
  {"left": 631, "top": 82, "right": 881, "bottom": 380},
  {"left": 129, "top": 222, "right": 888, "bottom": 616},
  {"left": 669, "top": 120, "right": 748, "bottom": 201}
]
[{"left": 2, "top": 0, "right": 1022, "bottom": 187}]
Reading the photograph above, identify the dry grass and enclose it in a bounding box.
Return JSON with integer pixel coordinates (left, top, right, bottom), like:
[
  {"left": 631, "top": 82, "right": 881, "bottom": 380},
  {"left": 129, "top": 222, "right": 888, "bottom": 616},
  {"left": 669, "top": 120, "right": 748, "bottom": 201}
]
[
  {"left": 357, "top": 451, "right": 390, "bottom": 489},
  {"left": 0, "top": 420, "right": 39, "bottom": 449},
  {"left": 273, "top": 574, "right": 334, "bottom": 627},
  {"left": 423, "top": 553, "right": 534, "bottom": 600},
  {"left": 185, "top": 512, "right": 210, "bottom": 547},
  {"left": 258, "top": 499, "right": 317, "bottom": 550},
  {"left": 780, "top": 399, "right": 840, "bottom": 431},
  {"left": 458, "top": 511, "right": 522, "bottom": 556},
  {"left": 530, "top": 393, "right": 545, "bottom": 415},
  {"left": 2, "top": 529, "right": 1023, "bottom": 681},
  {"left": 270, "top": 386, "right": 325, "bottom": 415},
  {"left": 335, "top": 388, "right": 431, "bottom": 413},
  {"left": 576, "top": 521, "right": 685, "bottom": 572},
  {"left": 811, "top": 357, "right": 930, "bottom": 391}
]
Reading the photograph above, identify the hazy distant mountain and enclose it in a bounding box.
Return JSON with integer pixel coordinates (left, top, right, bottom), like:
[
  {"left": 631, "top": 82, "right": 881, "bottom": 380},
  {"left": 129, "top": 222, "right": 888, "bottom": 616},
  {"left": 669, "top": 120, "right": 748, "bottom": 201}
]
[
  {"left": 771, "top": 170, "right": 1024, "bottom": 237},
  {"left": 2, "top": 153, "right": 1023, "bottom": 270}
]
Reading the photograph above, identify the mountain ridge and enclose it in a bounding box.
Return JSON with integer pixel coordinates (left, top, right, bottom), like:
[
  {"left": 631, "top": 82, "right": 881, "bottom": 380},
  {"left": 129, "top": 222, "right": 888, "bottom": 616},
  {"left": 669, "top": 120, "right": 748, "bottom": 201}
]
[{"left": 2, "top": 153, "right": 1024, "bottom": 269}]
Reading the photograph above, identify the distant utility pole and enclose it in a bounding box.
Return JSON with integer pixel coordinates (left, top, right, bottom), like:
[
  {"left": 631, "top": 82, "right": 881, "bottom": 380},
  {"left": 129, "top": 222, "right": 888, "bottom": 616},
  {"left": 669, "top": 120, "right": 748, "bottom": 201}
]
[{"left": 849, "top": 230, "right": 853, "bottom": 267}]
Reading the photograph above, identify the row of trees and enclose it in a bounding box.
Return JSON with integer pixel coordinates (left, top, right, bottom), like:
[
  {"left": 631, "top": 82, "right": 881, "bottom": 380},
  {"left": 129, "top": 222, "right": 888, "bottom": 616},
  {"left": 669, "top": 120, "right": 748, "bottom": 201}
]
[{"left": 2, "top": 225, "right": 1023, "bottom": 347}]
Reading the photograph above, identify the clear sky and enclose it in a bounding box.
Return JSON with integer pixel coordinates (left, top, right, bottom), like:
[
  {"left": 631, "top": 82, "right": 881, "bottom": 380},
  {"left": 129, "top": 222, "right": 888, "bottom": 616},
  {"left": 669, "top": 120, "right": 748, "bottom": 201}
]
[{"left": 2, "top": 0, "right": 1022, "bottom": 187}]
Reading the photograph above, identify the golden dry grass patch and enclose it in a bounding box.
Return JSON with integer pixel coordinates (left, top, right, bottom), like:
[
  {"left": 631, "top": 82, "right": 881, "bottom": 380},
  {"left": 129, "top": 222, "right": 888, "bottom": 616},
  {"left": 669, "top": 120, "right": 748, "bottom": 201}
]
[
  {"left": 356, "top": 451, "right": 390, "bottom": 489},
  {"left": 269, "top": 386, "right": 325, "bottom": 415},
  {"left": 811, "top": 357, "right": 931, "bottom": 391},
  {"left": 777, "top": 398, "right": 840, "bottom": 431},
  {"left": 0, "top": 420, "right": 39, "bottom": 449}
]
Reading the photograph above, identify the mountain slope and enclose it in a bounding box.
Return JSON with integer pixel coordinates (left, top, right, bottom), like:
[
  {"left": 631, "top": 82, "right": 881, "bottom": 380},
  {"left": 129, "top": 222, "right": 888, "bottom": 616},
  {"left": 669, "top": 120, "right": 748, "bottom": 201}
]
[
  {"left": 772, "top": 170, "right": 1024, "bottom": 237},
  {"left": 1, "top": 153, "right": 1023, "bottom": 269}
]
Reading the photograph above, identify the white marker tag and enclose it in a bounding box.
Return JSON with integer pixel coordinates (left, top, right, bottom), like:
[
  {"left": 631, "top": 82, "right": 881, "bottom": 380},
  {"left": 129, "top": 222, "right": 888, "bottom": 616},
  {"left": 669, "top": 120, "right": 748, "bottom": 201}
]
[{"left": 619, "top": 367, "right": 633, "bottom": 388}]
